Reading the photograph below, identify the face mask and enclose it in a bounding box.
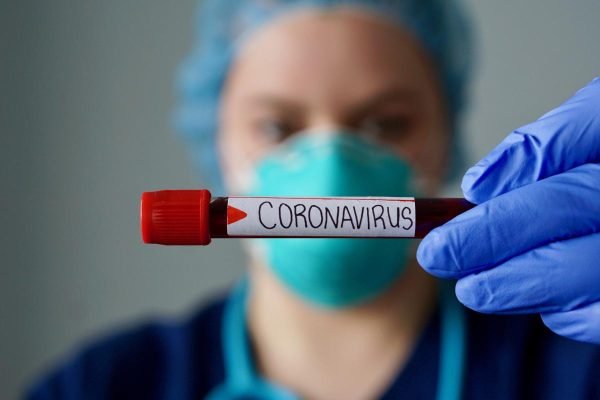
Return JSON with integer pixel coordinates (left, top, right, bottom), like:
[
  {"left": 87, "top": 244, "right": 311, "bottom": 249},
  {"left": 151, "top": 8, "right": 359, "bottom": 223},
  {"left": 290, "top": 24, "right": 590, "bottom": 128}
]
[{"left": 244, "top": 132, "right": 417, "bottom": 308}]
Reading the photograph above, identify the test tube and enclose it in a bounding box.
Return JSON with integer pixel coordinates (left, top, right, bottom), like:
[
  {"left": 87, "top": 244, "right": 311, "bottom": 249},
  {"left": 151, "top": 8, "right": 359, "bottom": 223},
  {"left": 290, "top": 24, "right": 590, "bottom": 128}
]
[{"left": 140, "top": 190, "right": 474, "bottom": 245}]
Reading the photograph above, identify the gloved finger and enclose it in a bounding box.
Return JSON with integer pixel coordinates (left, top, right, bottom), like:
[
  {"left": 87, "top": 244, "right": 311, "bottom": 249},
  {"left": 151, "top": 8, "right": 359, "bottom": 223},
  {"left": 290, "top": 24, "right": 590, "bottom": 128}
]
[
  {"left": 462, "top": 77, "right": 600, "bottom": 204},
  {"left": 454, "top": 232, "right": 600, "bottom": 314},
  {"left": 541, "top": 303, "right": 600, "bottom": 345},
  {"left": 417, "top": 163, "right": 600, "bottom": 278}
]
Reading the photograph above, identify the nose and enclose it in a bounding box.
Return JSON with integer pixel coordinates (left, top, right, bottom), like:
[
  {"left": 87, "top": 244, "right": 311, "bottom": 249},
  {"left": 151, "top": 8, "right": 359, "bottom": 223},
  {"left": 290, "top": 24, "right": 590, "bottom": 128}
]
[{"left": 304, "top": 110, "right": 358, "bottom": 136}]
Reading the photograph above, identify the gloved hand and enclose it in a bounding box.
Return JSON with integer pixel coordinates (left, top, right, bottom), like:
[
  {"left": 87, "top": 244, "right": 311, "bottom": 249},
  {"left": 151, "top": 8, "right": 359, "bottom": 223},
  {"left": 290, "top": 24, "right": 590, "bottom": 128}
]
[{"left": 417, "top": 77, "right": 600, "bottom": 344}]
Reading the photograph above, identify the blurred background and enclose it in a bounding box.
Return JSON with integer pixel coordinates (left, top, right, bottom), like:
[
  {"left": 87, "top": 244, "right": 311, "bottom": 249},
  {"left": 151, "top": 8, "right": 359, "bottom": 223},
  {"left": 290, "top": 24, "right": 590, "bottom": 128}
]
[{"left": 1, "top": 0, "right": 599, "bottom": 398}]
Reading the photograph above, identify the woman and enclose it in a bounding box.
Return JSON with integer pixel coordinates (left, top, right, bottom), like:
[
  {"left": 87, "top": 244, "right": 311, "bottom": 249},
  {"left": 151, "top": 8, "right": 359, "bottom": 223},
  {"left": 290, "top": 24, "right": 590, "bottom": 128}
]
[{"left": 27, "top": 0, "right": 600, "bottom": 399}]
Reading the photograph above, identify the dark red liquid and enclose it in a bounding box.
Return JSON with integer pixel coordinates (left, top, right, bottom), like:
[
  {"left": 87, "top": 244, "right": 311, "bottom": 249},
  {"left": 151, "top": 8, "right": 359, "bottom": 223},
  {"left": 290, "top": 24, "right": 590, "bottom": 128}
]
[{"left": 413, "top": 198, "right": 474, "bottom": 237}]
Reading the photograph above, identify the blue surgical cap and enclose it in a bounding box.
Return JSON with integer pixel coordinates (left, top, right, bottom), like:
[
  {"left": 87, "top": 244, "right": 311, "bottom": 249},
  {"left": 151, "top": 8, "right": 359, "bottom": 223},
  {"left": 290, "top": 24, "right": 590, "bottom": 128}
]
[{"left": 174, "top": 0, "right": 475, "bottom": 193}]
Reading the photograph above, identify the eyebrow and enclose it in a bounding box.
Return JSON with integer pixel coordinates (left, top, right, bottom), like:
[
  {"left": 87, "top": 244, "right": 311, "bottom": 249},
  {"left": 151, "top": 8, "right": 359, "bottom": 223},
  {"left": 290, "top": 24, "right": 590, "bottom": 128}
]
[
  {"left": 349, "top": 87, "right": 420, "bottom": 117},
  {"left": 244, "top": 95, "right": 306, "bottom": 115},
  {"left": 244, "top": 87, "right": 420, "bottom": 116}
]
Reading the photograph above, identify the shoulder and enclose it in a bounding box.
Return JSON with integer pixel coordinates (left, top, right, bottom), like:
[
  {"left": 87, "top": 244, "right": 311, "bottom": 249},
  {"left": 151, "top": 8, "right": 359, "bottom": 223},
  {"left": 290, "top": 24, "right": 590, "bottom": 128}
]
[
  {"left": 465, "top": 310, "right": 600, "bottom": 400},
  {"left": 25, "top": 294, "right": 228, "bottom": 400}
]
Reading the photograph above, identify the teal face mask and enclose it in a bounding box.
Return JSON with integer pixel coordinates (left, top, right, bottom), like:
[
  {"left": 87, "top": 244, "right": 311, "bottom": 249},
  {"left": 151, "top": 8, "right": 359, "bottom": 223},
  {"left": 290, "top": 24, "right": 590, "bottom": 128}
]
[{"left": 247, "top": 133, "right": 417, "bottom": 308}]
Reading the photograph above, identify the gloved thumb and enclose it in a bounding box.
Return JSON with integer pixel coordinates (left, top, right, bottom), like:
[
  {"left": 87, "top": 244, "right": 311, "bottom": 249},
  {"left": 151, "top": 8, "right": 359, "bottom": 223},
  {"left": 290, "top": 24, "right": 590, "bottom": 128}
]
[{"left": 541, "top": 302, "right": 600, "bottom": 345}]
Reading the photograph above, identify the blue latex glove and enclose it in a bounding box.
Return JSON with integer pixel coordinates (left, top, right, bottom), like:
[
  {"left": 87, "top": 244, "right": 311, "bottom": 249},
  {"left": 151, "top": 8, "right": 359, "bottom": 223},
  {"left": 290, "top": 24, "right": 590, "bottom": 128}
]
[{"left": 417, "top": 77, "right": 600, "bottom": 344}]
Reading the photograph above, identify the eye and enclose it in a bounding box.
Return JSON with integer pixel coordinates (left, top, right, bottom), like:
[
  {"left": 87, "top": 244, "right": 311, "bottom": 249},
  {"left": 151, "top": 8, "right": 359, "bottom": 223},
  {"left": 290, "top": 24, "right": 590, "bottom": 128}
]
[
  {"left": 359, "top": 115, "right": 411, "bottom": 142},
  {"left": 254, "top": 117, "right": 299, "bottom": 143}
]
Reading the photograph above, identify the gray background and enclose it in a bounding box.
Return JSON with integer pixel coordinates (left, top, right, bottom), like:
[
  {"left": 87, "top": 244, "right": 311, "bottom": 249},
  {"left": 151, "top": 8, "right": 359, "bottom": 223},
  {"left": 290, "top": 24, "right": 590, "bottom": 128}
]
[{"left": 2, "top": 0, "right": 599, "bottom": 398}]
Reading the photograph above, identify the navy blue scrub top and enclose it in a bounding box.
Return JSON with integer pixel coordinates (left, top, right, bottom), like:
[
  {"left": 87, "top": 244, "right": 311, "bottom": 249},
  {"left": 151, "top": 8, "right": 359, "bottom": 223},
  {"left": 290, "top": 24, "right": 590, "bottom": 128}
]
[{"left": 26, "top": 291, "right": 600, "bottom": 400}]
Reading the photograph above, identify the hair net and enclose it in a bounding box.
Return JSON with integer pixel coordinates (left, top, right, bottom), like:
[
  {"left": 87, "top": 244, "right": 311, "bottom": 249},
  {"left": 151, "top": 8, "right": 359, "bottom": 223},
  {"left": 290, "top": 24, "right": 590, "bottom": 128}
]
[{"left": 174, "top": 0, "right": 475, "bottom": 193}]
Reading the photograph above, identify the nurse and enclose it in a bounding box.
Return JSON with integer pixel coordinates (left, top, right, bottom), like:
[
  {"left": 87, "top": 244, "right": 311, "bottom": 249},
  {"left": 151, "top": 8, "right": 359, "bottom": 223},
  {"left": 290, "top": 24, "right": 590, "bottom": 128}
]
[{"left": 27, "top": 0, "right": 600, "bottom": 399}]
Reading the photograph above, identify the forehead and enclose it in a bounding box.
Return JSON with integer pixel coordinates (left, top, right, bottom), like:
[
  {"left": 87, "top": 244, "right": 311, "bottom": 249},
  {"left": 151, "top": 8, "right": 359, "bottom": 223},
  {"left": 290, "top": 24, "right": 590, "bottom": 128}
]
[{"left": 228, "top": 8, "right": 439, "bottom": 103}]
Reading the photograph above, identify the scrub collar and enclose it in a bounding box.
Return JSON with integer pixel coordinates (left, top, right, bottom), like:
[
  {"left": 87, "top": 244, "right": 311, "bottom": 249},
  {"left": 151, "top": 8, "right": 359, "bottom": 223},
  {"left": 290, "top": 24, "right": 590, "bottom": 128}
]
[{"left": 206, "top": 278, "right": 466, "bottom": 400}]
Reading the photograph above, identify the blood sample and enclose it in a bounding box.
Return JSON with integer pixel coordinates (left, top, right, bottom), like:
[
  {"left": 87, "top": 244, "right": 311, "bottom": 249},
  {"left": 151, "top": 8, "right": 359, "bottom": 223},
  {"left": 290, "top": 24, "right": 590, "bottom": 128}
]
[{"left": 140, "top": 190, "right": 475, "bottom": 245}]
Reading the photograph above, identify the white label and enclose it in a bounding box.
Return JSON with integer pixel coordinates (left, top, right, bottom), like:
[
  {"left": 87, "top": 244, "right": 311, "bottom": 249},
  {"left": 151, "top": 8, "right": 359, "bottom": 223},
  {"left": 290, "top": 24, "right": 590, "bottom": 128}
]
[{"left": 227, "top": 197, "right": 415, "bottom": 237}]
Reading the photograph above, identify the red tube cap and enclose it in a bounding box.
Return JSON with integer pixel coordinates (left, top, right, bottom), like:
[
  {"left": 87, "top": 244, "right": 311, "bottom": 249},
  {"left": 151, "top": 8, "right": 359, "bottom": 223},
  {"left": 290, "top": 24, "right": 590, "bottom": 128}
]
[{"left": 140, "top": 190, "right": 211, "bottom": 245}]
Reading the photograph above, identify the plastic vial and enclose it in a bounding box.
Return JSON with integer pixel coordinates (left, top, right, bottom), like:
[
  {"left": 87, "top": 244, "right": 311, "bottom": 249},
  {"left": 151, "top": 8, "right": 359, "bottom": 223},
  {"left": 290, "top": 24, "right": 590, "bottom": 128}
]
[{"left": 141, "top": 190, "right": 474, "bottom": 245}]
